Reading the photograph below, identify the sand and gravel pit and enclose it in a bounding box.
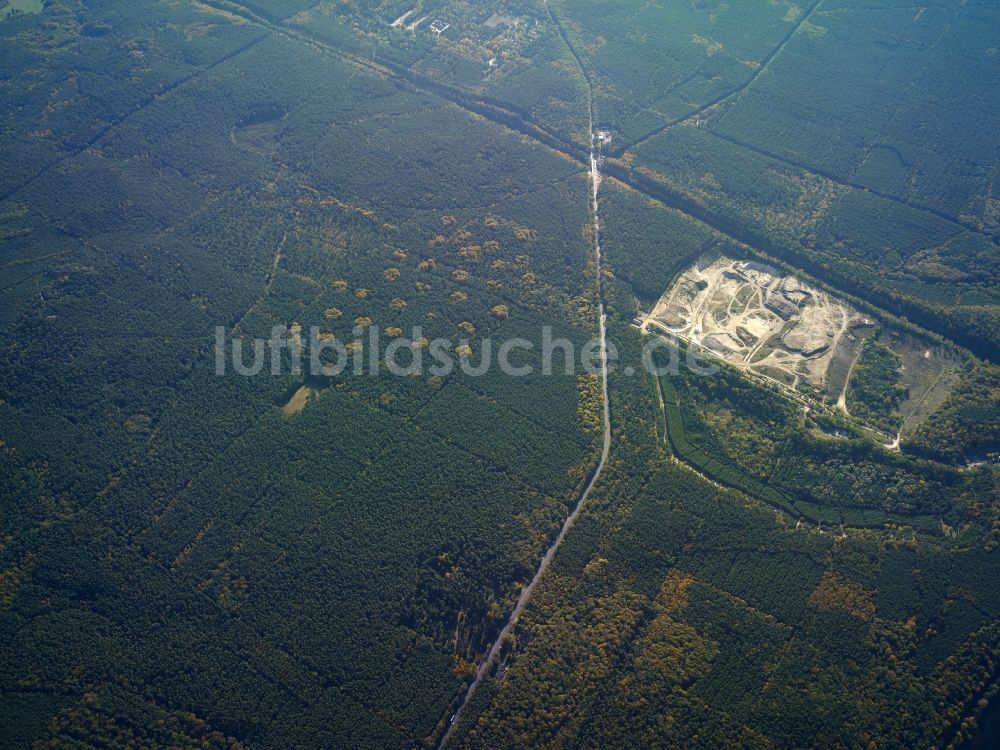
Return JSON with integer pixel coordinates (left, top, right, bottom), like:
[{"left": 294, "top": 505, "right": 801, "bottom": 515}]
[{"left": 644, "top": 255, "right": 870, "bottom": 396}]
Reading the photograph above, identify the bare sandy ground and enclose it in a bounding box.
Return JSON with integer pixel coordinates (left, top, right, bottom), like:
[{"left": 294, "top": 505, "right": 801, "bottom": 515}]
[{"left": 645, "top": 255, "right": 868, "bottom": 396}]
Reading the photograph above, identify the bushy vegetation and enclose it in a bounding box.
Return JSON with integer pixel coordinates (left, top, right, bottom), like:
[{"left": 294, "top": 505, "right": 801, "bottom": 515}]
[
  {"left": 904, "top": 363, "right": 1000, "bottom": 464},
  {"left": 652, "top": 344, "right": 991, "bottom": 533},
  {"left": 847, "top": 336, "right": 908, "bottom": 433}
]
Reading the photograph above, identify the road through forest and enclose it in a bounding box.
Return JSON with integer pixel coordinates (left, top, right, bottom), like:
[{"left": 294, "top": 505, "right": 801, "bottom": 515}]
[{"left": 436, "top": 99, "right": 612, "bottom": 750}]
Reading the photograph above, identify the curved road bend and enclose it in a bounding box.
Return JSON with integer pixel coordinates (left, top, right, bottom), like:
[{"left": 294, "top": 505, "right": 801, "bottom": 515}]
[{"left": 437, "top": 127, "right": 612, "bottom": 749}]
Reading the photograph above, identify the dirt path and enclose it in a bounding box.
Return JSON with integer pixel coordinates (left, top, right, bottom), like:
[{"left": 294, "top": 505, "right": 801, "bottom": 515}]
[
  {"left": 837, "top": 335, "right": 861, "bottom": 416},
  {"left": 232, "top": 233, "right": 286, "bottom": 333}
]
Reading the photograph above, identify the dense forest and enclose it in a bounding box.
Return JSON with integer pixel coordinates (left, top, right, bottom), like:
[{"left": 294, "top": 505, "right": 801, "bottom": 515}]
[
  {"left": 0, "top": 5, "right": 602, "bottom": 744},
  {"left": 1, "top": 1, "right": 997, "bottom": 748},
  {"left": 846, "top": 335, "right": 907, "bottom": 434},
  {"left": 449, "top": 278, "right": 1000, "bottom": 750}
]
